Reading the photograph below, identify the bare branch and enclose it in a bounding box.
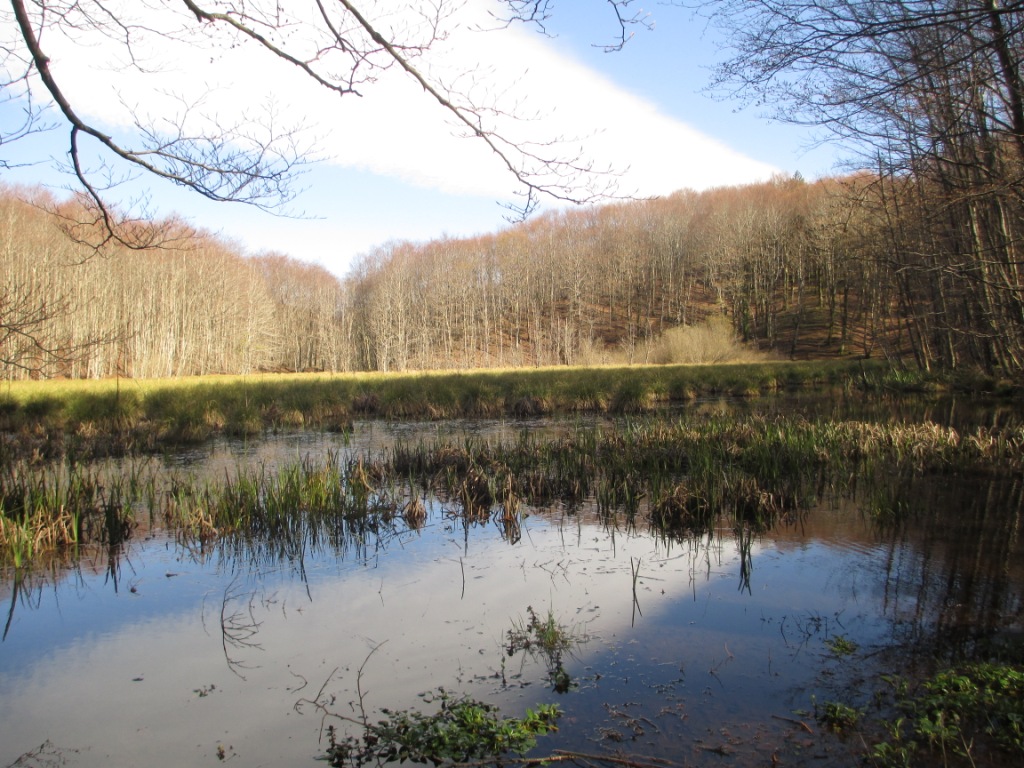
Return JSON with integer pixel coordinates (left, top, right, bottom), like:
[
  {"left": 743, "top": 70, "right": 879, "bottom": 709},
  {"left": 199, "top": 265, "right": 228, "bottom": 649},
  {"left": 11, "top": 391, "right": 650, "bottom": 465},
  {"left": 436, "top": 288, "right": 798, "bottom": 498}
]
[
  {"left": 9, "top": 0, "right": 309, "bottom": 249},
  {"left": 594, "top": 0, "right": 654, "bottom": 53},
  {"left": 333, "top": 0, "right": 620, "bottom": 214},
  {"left": 488, "top": 0, "right": 652, "bottom": 51}
]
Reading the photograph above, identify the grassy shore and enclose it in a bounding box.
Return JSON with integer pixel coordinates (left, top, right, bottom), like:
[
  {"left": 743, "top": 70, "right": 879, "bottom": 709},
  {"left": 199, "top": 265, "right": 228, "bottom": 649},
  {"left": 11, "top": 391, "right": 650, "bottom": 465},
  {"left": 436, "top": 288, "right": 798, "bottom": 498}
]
[{"left": 3, "top": 359, "right": 1008, "bottom": 458}]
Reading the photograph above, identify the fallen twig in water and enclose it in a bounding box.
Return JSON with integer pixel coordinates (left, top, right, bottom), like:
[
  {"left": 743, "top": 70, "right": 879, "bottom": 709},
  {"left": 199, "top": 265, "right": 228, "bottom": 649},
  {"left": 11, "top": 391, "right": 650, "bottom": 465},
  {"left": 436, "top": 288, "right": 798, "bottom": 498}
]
[
  {"left": 554, "top": 748, "right": 678, "bottom": 768},
  {"left": 771, "top": 713, "right": 814, "bottom": 733}
]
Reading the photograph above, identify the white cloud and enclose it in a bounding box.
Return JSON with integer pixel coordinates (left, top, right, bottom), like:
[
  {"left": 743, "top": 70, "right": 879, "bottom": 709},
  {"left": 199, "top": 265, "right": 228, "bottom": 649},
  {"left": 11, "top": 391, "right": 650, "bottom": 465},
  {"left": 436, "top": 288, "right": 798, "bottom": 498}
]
[{"left": 39, "top": 0, "right": 775, "bottom": 205}]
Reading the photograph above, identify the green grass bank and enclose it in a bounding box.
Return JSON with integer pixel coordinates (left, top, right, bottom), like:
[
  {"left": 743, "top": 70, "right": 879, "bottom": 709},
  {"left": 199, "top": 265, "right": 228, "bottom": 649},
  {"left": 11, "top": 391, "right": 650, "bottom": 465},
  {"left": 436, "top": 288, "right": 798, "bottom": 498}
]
[{"left": 2, "top": 359, "right": 1010, "bottom": 459}]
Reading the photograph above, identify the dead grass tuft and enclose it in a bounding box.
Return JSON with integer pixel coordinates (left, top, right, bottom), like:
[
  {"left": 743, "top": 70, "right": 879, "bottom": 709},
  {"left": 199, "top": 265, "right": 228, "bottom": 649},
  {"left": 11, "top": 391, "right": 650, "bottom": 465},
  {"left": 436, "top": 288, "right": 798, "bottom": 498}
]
[
  {"left": 647, "top": 317, "right": 769, "bottom": 365},
  {"left": 402, "top": 496, "right": 427, "bottom": 528}
]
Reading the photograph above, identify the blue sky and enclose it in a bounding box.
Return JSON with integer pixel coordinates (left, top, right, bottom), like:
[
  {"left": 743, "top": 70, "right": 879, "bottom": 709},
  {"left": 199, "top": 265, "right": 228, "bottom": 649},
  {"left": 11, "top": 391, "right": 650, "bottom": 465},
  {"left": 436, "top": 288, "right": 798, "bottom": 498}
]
[{"left": 1, "top": 1, "right": 842, "bottom": 277}]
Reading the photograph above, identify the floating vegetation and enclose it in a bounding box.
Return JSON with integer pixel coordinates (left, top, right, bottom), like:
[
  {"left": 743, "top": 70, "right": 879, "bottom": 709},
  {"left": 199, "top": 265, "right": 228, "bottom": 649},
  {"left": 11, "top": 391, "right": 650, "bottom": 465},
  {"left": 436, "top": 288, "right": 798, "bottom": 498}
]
[
  {"left": 506, "top": 606, "right": 587, "bottom": 693},
  {"left": 825, "top": 635, "right": 859, "bottom": 657}
]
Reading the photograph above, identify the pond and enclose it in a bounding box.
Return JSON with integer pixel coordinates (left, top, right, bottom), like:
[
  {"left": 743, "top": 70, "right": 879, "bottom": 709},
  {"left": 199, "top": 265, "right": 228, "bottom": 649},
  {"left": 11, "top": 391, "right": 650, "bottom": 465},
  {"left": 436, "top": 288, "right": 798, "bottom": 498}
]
[{"left": 1, "top": 395, "right": 1023, "bottom": 767}]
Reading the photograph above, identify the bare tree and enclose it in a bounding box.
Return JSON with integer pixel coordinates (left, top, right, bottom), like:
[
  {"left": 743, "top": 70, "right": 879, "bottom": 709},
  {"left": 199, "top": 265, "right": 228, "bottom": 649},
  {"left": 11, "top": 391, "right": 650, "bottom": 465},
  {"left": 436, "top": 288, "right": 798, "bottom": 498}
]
[
  {"left": 0, "top": 189, "right": 118, "bottom": 375},
  {"left": 695, "top": 0, "right": 1024, "bottom": 371},
  {"left": 0, "top": 280, "right": 66, "bottom": 374},
  {"left": 694, "top": 1, "right": 1023, "bottom": 159}
]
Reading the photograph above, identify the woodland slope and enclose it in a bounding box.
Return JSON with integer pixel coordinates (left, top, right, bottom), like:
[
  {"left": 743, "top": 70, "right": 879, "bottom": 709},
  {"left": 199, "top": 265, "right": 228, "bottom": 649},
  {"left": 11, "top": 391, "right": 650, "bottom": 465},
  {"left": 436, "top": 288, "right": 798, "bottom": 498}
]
[{"left": 2, "top": 170, "right": 1020, "bottom": 379}]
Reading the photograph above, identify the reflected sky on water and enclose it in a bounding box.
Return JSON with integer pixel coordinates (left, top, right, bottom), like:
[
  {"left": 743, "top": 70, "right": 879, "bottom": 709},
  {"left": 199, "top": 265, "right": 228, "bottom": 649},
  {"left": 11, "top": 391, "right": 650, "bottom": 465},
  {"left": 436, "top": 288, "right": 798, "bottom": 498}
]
[{"left": 2, "top": 397, "right": 1022, "bottom": 767}]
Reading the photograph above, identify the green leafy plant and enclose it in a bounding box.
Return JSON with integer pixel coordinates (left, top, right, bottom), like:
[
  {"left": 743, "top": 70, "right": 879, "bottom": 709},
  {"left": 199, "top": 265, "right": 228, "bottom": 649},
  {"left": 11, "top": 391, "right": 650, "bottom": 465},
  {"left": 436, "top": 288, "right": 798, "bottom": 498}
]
[
  {"left": 322, "top": 689, "right": 560, "bottom": 767},
  {"left": 866, "top": 663, "right": 1024, "bottom": 765},
  {"left": 824, "top": 634, "right": 859, "bottom": 656},
  {"left": 913, "top": 663, "right": 1024, "bottom": 755},
  {"left": 869, "top": 718, "right": 913, "bottom": 768},
  {"left": 817, "top": 700, "right": 861, "bottom": 732}
]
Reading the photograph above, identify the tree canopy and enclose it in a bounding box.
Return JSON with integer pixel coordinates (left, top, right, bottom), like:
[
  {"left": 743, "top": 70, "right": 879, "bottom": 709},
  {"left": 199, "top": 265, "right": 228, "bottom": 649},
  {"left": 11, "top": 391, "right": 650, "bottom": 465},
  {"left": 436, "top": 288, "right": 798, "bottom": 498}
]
[{"left": 698, "top": 0, "right": 1024, "bottom": 167}]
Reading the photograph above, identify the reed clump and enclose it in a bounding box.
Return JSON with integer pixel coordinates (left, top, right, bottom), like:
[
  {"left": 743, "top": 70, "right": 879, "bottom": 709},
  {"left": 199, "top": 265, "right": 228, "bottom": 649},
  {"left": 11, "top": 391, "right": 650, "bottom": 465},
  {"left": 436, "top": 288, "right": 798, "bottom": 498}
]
[
  {"left": 650, "top": 483, "right": 713, "bottom": 533},
  {"left": 160, "top": 452, "right": 414, "bottom": 568},
  {"left": 0, "top": 504, "right": 79, "bottom": 568},
  {"left": 402, "top": 495, "right": 427, "bottom": 527},
  {"left": 0, "top": 460, "right": 140, "bottom": 567}
]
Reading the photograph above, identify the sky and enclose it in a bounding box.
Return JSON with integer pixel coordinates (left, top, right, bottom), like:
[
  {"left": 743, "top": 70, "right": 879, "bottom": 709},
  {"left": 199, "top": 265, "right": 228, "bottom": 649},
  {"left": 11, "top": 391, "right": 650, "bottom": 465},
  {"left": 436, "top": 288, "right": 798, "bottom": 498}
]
[{"left": 1, "top": 1, "right": 842, "bottom": 277}]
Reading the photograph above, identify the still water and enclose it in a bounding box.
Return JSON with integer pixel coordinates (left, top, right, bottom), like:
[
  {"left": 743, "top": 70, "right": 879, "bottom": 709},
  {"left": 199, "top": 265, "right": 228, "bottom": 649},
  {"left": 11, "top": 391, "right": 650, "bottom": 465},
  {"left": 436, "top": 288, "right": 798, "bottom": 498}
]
[{"left": 1, "top": 397, "right": 1022, "bottom": 767}]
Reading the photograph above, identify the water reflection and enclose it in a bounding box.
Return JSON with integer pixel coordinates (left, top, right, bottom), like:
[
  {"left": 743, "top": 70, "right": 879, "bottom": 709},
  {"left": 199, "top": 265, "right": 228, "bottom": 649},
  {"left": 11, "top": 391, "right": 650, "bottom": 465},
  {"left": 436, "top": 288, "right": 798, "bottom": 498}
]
[
  {"left": 2, "top": 402, "right": 1023, "bottom": 767},
  {"left": 873, "top": 473, "right": 1024, "bottom": 660}
]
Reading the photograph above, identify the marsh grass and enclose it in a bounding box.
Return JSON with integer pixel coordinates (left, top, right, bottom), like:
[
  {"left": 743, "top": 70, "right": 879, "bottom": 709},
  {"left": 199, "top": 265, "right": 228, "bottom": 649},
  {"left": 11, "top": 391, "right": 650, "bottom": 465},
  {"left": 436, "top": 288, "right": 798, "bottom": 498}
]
[
  {"left": 0, "top": 505, "right": 78, "bottom": 569},
  {"left": 6, "top": 408, "right": 1023, "bottom": 568},
  {"left": 0, "top": 459, "right": 142, "bottom": 566},
  {"left": 165, "top": 452, "right": 395, "bottom": 547},
  {"left": 376, "top": 414, "right": 1024, "bottom": 541},
  {"left": 0, "top": 361, "right": 909, "bottom": 459}
]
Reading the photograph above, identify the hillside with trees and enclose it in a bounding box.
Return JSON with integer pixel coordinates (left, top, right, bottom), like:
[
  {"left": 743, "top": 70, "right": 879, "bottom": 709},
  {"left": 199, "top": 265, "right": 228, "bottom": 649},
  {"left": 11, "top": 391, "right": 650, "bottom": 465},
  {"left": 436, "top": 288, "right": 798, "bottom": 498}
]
[
  {"left": 1, "top": 187, "right": 351, "bottom": 378},
  {"left": 346, "top": 174, "right": 883, "bottom": 371},
  {"left": 8, "top": 166, "right": 1019, "bottom": 380}
]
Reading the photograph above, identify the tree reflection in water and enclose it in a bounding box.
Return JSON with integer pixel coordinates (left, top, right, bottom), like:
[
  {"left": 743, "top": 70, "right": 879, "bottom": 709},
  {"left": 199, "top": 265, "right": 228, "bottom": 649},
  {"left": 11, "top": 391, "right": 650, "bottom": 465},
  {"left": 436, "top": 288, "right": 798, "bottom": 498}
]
[{"left": 1, "top": 405, "right": 1023, "bottom": 768}]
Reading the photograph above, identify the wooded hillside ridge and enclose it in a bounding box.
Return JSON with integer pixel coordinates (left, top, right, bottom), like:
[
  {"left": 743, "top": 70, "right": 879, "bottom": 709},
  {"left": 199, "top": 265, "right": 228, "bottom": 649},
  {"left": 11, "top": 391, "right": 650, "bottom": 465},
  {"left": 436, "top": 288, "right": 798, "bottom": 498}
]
[{"left": 2, "top": 168, "right": 1021, "bottom": 379}]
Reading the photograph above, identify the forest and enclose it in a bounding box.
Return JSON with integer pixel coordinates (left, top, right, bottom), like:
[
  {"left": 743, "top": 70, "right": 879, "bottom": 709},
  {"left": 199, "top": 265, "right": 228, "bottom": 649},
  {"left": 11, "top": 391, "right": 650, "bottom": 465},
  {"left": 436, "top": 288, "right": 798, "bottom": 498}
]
[
  {"left": 3, "top": 162, "right": 1022, "bottom": 380},
  {"left": 4, "top": 1, "right": 1024, "bottom": 381}
]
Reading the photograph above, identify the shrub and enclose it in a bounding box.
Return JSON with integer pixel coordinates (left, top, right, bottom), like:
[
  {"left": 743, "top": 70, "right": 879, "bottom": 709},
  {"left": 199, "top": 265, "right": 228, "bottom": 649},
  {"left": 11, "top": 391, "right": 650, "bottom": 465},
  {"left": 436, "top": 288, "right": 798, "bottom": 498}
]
[{"left": 646, "top": 317, "right": 766, "bottom": 365}]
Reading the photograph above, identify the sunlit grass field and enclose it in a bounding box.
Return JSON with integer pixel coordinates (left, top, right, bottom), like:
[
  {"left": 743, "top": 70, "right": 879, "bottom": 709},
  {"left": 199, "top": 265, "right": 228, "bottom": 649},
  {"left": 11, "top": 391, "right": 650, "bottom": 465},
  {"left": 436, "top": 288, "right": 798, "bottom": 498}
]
[
  {"left": 0, "top": 358, "right": 1005, "bottom": 453},
  {"left": 1, "top": 360, "right": 863, "bottom": 425}
]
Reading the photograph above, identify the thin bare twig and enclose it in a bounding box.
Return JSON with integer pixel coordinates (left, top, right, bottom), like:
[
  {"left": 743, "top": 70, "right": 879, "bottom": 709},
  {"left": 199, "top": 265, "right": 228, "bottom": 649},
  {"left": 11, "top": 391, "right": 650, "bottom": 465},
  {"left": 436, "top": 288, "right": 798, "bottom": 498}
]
[{"left": 771, "top": 713, "right": 814, "bottom": 733}]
